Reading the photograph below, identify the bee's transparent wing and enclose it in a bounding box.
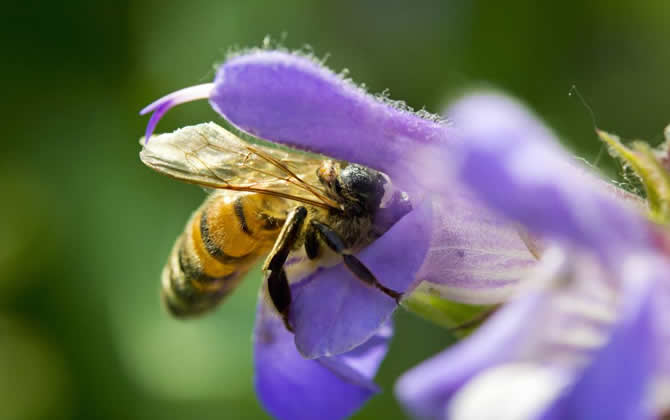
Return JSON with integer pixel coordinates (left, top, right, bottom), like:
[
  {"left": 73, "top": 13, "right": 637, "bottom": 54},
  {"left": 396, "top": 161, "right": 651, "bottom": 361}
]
[{"left": 140, "top": 122, "right": 338, "bottom": 209}]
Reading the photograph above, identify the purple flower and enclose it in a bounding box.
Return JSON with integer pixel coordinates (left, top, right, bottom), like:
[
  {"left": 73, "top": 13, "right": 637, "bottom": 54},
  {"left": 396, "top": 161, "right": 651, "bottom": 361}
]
[
  {"left": 141, "top": 50, "right": 537, "bottom": 419},
  {"left": 395, "top": 93, "right": 670, "bottom": 420}
]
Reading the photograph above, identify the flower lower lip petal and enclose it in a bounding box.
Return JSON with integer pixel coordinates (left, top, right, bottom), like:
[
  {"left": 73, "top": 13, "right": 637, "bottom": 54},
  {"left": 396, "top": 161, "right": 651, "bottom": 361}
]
[
  {"left": 538, "top": 262, "right": 659, "bottom": 420},
  {"left": 395, "top": 287, "right": 547, "bottom": 420},
  {"left": 254, "top": 302, "right": 390, "bottom": 420},
  {"left": 448, "top": 363, "right": 569, "bottom": 420},
  {"left": 290, "top": 199, "right": 433, "bottom": 359}
]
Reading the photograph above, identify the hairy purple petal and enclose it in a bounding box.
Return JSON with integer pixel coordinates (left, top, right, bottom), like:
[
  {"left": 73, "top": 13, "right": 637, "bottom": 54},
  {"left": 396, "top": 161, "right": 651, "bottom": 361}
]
[
  {"left": 139, "top": 83, "right": 214, "bottom": 142},
  {"left": 290, "top": 199, "right": 432, "bottom": 358},
  {"left": 414, "top": 191, "right": 536, "bottom": 305},
  {"left": 447, "top": 93, "right": 653, "bottom": 263},
  {"left": 254, "top": 302, "right": 390, "bottom": 420},
  {"left": 209, "top": 51, "right": 451, "bottom": 192}
]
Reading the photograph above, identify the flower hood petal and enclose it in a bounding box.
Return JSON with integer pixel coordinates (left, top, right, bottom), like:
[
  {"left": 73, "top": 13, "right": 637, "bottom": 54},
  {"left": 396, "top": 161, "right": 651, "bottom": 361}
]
[
  {"left": 141, "top": 50, "right": 454, "bottom": 195},
  {"left": 209, "top": 50, "right": 451, "bottom": 192}
]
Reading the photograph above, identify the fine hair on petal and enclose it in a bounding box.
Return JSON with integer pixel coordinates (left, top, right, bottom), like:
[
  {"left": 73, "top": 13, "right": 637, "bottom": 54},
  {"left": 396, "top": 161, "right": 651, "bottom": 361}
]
[{"left": 221, "top": 40, "right": 445, "bottom": 124}]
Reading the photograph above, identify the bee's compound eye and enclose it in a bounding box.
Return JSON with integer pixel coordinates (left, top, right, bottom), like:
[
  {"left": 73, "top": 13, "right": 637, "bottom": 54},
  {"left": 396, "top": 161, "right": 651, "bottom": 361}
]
[
  {"left": 340, "top": 165, "right": 386, "bottom": 211},
  {"left": 340, "top": 165, "right": 380, "bottom": 194}
]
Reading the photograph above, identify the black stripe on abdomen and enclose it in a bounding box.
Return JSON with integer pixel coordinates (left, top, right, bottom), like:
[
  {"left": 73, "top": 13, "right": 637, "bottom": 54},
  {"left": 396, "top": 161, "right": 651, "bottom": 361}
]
[
  {"left": 234, "top": 197, "right": 252, "bottom": 235},
  {"left": 164, "top": 248, "right": 238, "bottom": 317},
  {"left": 178, "top": 246, "right": 219, "bottom": 284}
]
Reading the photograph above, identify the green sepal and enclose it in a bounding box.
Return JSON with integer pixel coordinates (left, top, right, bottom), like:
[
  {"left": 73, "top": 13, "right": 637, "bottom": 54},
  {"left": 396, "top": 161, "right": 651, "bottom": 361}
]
[
  {"left": 401, "top": 291, "right": 495, "bottom": 339},
  {"left": 597, "top": 129, "right": 670, "bottom": 224}
]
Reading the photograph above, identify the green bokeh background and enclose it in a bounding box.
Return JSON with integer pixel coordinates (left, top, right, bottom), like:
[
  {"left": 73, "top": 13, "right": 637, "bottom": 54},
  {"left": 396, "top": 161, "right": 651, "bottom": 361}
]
[{"left": 2, "top": 1, "right": 668, "bottom": 419}]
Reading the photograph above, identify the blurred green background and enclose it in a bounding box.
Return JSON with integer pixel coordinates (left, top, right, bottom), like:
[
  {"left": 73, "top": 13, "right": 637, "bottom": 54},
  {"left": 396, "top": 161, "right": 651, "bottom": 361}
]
[{"left": 1, "top": 1, "right": 668, "bottom": 419}]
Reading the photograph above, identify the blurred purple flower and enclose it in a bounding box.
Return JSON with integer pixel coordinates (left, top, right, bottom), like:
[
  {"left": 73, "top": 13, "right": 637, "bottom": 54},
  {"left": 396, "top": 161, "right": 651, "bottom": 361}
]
[
  {"left": 141, "top": 50, "right": 536, "bottom": 419},
  {"left": 395, "top": 93, "right": 670, "bottom": 420}
]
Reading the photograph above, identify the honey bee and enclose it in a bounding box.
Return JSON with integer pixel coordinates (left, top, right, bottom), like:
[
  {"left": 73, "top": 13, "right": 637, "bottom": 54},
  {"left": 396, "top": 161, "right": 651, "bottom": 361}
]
[{"left": 140, "top": 122, "right": 403, "bottom": 331}]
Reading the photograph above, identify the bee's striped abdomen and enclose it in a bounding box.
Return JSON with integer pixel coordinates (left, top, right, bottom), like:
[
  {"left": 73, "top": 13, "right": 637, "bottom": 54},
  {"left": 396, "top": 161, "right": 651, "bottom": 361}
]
[{"left": 162, "top": 192, "right": 286, "bottom": 317}]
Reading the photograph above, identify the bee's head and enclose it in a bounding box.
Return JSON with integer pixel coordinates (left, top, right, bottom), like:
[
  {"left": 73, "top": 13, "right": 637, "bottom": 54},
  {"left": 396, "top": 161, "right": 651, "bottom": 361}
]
[{"left": 318, "top": 160, "right": 387, "bottom": 216}]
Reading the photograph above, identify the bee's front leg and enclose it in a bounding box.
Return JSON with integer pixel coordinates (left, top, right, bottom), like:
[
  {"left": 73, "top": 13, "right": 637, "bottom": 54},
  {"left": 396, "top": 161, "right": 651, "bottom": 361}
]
[
  {"left": 262, "top": 206, "right": 308, "bottom": 332},
  {"left": 310, "top": 221, "right": 402, "bottom": 303}
]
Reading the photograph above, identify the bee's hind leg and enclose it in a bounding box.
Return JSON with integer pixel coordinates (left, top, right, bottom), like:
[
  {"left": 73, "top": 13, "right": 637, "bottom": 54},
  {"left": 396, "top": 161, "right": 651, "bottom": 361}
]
[
  {"left": 310, "top": 221, "right": 402, "bottom": 303},
  {"left": 262, "top": 206, "right": 308, "bottom": 333}
]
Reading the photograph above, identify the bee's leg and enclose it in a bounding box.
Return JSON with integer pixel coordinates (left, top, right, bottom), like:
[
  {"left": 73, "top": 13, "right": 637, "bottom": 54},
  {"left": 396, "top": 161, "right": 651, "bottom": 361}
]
[
  {"left": 304, "top": 228, "right": 320, "bottom": 260},
  {"left": 310, "top": 221, "right": 402, "bottom": 303},
  {"left": 262, "top": 206, "right": 308, "bottom": 332}
]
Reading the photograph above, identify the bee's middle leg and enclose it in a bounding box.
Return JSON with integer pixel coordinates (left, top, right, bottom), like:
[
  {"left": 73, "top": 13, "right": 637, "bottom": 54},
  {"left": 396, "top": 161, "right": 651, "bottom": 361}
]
[
  {"left": 263, "top": 206, "right": 308, "bottom": 332},
  {"left": 310, "top": 221, "right": 402, "bottom": 303}
]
